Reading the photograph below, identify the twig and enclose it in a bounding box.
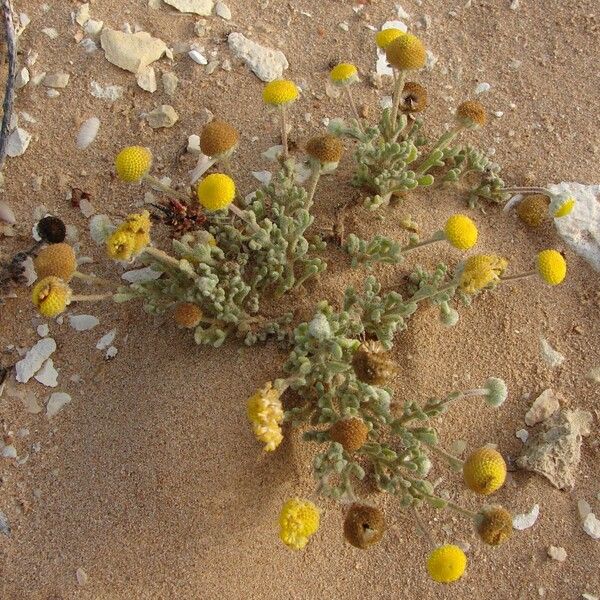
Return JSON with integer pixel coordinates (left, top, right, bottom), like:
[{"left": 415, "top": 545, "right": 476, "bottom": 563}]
[{"left": 0, "top": 0, "right": 17, "bottom": 171}]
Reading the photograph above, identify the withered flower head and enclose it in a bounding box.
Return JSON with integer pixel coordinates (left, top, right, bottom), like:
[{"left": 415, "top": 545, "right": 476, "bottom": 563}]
[
  {"left": 401, "top": 81, "right": 428, "bottom": 113},
  {"left": 329, "top": 418, "right": 369, "bottom": 453},
  {"left": 343, "top": 504, "right": 386, "bottom": 549},
  {"left": 351, "top": 341, "right": 397, "bottom": 386},
  {"left": 37, "top": 216, "right": 66, "bottom": 244}
]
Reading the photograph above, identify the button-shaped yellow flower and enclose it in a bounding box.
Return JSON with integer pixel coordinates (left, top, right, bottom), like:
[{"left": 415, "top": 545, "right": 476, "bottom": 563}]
[
  {"left": 463, "top": 447, "right": 506, "bottom": 495},
  {"left": 247, "top": 382, "right": 284, "bottom": 452},
  {"left": 460, "top": 254, "right": 508, "bottom": 294},
  {"left": 196, "top": 173, "right": 236, "bottom": 212},
  {"left": 106, "top": 228, "right": 137, "bottom": 261},
  {"left": 385, "top": 33, "right": 426, "bottom": 70},
  {"left": 550, "top": 194, "right": 575, "bottom": 218},
  {"left": 444, "top": 214, "right": 478, "bottom": 250},
  {"left": 114, "top": 146, "right": 152, "bottom": 183},
  {"left": 375, "top": 28, "right": 404, "bottom": 50},
  {"left": 537, "top": 249, "right": 567, "bottom": 285},
  {"left": 31, "top": 276, "right": 72, "bottom": 318},
  {"left": 330, "top": 63, "right": 359, "bottom": 86},
  {"left": 33, "top": 243, "right": 77, "bottom": 281},
  {"left": 262, "top": 79, "right": 299, "bottom": 106},
  {"left": 279, "top": 498, "right": 320, "bottom": 550},
  {"left": 427, "top": 544, "right": 467, "bottom": 584}
]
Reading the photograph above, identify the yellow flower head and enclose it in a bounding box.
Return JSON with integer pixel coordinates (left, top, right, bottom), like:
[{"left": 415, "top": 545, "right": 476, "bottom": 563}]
[
  {"left": 174, "top": 302, "right": 203, "bottom": 329},
  {"left": 463, "top": 447, "right": 506, "bottom": 495},
  {"left": 427, "top": 544, "right": 467, "bottom": 584},
  {"left": 459, "top": 254, "right": 508, "bottom": 294},
  {"left": 114, "top": 146, "right": 152, "bottom": 183},
  {"left": 121, "top": 210, "right": 152, "bottom": 254},
  {"left": 31, "top": 276, "right": 72, "bottom": 318},
  {"left": 106, "top": 228, "right": 137, "bottom": 262},
  {"left": 444, "top": 214, "right": 478, "bottom": 250},
  {"left": 385, "top": 33, "right": 426, "bottom": 70},
  {"left": 537, "top": 249, "right": 567, "bottom": 285},
  {"left": 330, "top": 63, "right": 359, "bottom": 86},
  {"left": 279, "top": 498, "right": 320, "bottom": 550},
  {"left": 262, "top": 79, "right": 299, "bottom": 106},
  {"left": 196, "top": 173, "right": 236, "bottom": 212},
  {"left": 476, "top": 506, "right": 513, "bottom": 546},
  {"left": 375, "top": 28, "right": 404, "bottom": 50},
  {"left": 456, "top": 100, "right": 487, "bottom": 128},
  {"left": 247, "top": 382, "right": 284, "bottom": 451},
  {"left": 550, "top": 194, "right": 575, "bottom": 218},
  {"left": 33, "top": 243, "right": 77, "bottom": 282}
]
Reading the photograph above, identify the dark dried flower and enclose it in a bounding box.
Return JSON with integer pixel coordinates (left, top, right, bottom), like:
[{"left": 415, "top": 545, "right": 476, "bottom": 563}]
[
  {"left": 152, "top": 199, "right": 207, "bottom": 238},
  {"left": 37, "top": 216, "right": 66, "bottom": 244}
]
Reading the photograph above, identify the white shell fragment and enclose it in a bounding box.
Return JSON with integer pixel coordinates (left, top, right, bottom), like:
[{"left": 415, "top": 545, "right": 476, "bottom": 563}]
[
  {"left": 96, "top": 329, "right": 117, "bottom": 350},
  {"left": 227, "top": 32, "right": 289, "bottom": 82},
  {"left": 0, "top": 200, "right": 16, "bottom": 224},
  {"left": 583, "top": 513, "right": 600, "bottom": 539},
  {"left": 90, "top": 81, "right": 123, "bottom": 101},
  {"left": 76, "top": 117, "right": 100, "bottom": 149},
  {"left": 252, "top": 170, "right": 272, "bottom": 185},
  {"left": 46, "top": 392, "right": 71, "bottom": 418},
  {"left": 6, "top": 128, "right": 32, "bottom": 157},
  {"left": 547, "top": 546, "right": 567, "bottom": 562},
  {"left": 215, "top": 1, "right": 232, "bottom": 20},
  {"left": 188, "top": 49, "right": 208, "bottom": 65},
  {"left": 164, "top": 0, "right": 214, "bottom": 15},
  {"left": 539, "top": 337, "right": 566, "bottom": 368},
  {"left": 513, "top": 504, "right": 540, "bottom": 530},
  {"left": 37, "top": 324, "right": 49, "bottom": 337},
  {"left": 34, "top": 359, "right": 59, "bottom": 387},
  {"left": 474, "top": 82, "right": 491, "bottom": 95},
  {"left": 69, "top": 315, "right": 100, "bottom": 331},
  {"left": 100, "top": 29, "right": 167, "bottom": 74},
  {"left": 15, "top": 338, "right": 57, "bottom": 383}
]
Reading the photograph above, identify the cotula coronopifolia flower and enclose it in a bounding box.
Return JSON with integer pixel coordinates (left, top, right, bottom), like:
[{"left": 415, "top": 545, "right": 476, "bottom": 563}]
[
  {"left": 247, "top": 382, "right": 284, "bottom": 451},
  {"left": 385, "top": 33, "right": 427, "bottom": 71},
  {"left": 475, "top": 506, "right": 513, "bottom": 546},
  {"left": 33, "top": 243, "right": 77, "bottom": 281},
  {"left": 114, "top": 146, "right": 153, "bottom": 183},
  {"left": 459, "top": 254, "right": 508, "bottom": 294},
  {"left": 401, "top": 81, "right": 428, "bottom": 113},
  {"left": 196, "top": 173, "right": 236, "bottom": 211},
  {"left": 262, "top": 80, "right": 299, "bottom": 161},
  {"left": 306, "top": 134, "right": 344, "bottom": 170},
  {"left": 427, "top": 544, "right": 467, "bottom": 584},
  {"left": 106, "top": 211, "right": 152, "bottom": 261},
  {"left": 200, "top": 119, "right": 239, "bottom": 159},
  {"left": 328, "top": 418, "right": 369, "bottom": 454},
  {"left": 456, "top": 100, "right": 487, "bottom": 128},
  {"left": 375, "top": 27, "right": 404, "bottom": 50},
  {"left": 31, "top": 276, "right": 72, "bottom": 318},
  {"left": 330, "top": 63, "right": 359, "bottom": 86},
  {"left": 536, "top": 249, "right": 567, "bottom": 285},
  {"left": 463, "top": 447, "right": 507, "bottom": 495},
  {"left": 444, "top": 214, "right": 478, "bottom": 250},
  {"left": 343, "top": 504, "right": 386, "bottom": 549},
  {"left": 278, "top": 498, "right": 320, "bottom": 550}
]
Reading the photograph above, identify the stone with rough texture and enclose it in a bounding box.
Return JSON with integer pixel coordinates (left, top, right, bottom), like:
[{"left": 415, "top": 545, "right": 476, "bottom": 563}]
[
  {"left": 100, "top": 29, "right": 166, "bottom": 74},
  {"left": 525, "top": 389, "right": 560, "bottom": 426},
  {"left": 6, "top": 128, "right": 32, "bottom": 157},
  {"left": 547, "top": 546, "right": 567, "bottom": 561},
  {"left": 46, "top": 392, "right": 71, "bottom": 418},
  {"left": 69, "top": 315, "right": 100, "bottom": 331},
  {"left": 34, "top": 359, "right": 58, "bottom": 387},
  {"left": 162, "top": 72, "right": 178, "bottom": 96},
  {"left": 145, "top": 105, "right": 179, "bottom": 128},
  {"left": 227, "top": 32, "right": 288, "bottom": 82},
  {"left": 136, "top": 66, "right": 157, "bottom": 92},
  {"left": 583, "top": 513, "right": 600, "bottom": 539},
  {"left": 517, "top": 409, "right": 593, "bottom": 489},
  {"left": 15, "top": 338, "right": 56, "bottom": 383},
  {"left": 43, "top": 72, "right": 70, "bottom": 88},
  {"left": 164, "top": 0, "right": 214, "bottom": 15}
]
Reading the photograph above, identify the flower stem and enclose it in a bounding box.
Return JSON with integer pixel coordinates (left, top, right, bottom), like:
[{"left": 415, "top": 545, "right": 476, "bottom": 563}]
[
  {"left": 426, "top": 443, "right": 464, "bottom": 470},
  {"left": 413, "top": 126, "right": 464, "bottom": 178},
  {"left": 228, "top": 203, "right": 262, "bottom": 234},
  {"left": 72, "top": 271, "right": 115, "bottom": 286},
  {"left": 499, "top": 187, "right": 549, "bottom": 196},
  {"left": 499, "top": 271, "right": 535, "bottom": 283},
  {"left": 305, "top": 163, "right": 321, "bottom": 209},
  {"left": 345, "top": 86, "right": 365, "bottom": 133},
  {"left": 143, "top": 175, "right": 193, "bottom": 204},
  {"left": 280, "top": 104, "right": 289, "bottom": 161},
  {"left": 400, "top": 231, "right": 444, "bottom": 253},
  {"left": 142, "top": 246, "right": 182, "bottom": 270},
  {"left": 390, "top": 70, "right": 406, "bottom": 134},
  {"left": 71, "top": 293, "right": 113, "bottom": 302},
  {"left": 412, "top": 506, "right": 437, "bottom": 547}
]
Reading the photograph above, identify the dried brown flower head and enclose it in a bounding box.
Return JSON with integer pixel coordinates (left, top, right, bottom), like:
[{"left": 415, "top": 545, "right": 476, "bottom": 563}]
[
  {"left": 516, "top": 194, "right": 550, "bottom": 227},
  {"left": 456, "top": 100, "right": 487, "bottom": 128},
  {"left": 36, "top": 216, "right": 66, "bottom": 244},
  {"left": 33, "top": 243, "right": 77, "bottom": 281},
  {"left": 152, "top": 199, "right": 207, "bottom": 238},
  {"left": 174, "top": 302, "right": 203, "bottom": 329},
  {"left": 401, "top": 81, "right": 428, "bottom": 112},
  {"left": 343, "top": 504, "right": 386, "bottom": 549},
  {"left": 200, "top": 120, "right": 240, "bottom": 158},
  {"left": 329, "top": 418, "right": 369, "bottom": 453},
  {"left": 306, "top": 134, "right": 344, "bottom": 165},
  {"left": 351, "top": 341, "right": 397, "bottom": 386},
  {"left": 475, "top": 506, "right": 513, "bottom": 546}
]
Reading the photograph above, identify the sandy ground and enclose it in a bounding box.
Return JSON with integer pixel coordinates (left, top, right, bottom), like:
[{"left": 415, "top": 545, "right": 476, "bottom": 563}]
[{"left": 1, "top": 0, "right": 600, "bottom": 598}]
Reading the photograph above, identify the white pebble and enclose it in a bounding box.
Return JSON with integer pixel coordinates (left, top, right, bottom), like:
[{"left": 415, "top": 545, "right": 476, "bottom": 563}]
[
  {"left": 188, "top": 49, "right": 208, "bottom": 65},
  {"left": 513, "top": 504, "right": 540, "bottom": 530},
  {"left": 76, "top": 117, "right": 100, "bottom": 149},
  {"left": 474, "top": 82, "right": 491, "bottom": 95},
  {"left": 215, "top": 1, "right": 231, "bottom": 20},
  {"left": 583, "top": 513, "right": 600, "bottom": 539},
  {"left": 46, "top": 392, "right": 71, "bottom": 418},
  {"left": 69, "top": 315, "right": 100, "bottom": 331}
]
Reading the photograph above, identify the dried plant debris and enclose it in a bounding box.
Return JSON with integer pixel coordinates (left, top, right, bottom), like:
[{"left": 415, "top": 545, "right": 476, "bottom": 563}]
[{"left": 517, "top": 409, "right": 593, "bottom": 490}]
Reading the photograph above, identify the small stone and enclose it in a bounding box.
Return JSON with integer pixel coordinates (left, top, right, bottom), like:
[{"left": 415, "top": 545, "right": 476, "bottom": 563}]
[
  {"left": 162, "top": 72, "right": 178, "bottom": 96},
  {"left": 583, "top": 513, "right": 600, "bottom": 539},
  {"left": 106, "top": 346, "right": 118, "bottom": 359},
  {"left": 474, "top": 82, "right": 491, "bottom": 95},
  {"left": 90, "top": 81, "right": 123, "bottom": 102},
  {"left": 6, "top": 128, "right": 32, "bottom": 157},
  {"left": 96, "top": 329, "right": 116, "bottom": 350},
  {"left": 145, "top": 105, "right": 179, "bottom": 128},
  {"left": 2, "top": 445, "right": 17, "bottom": 459},
  {"left": 227, "top": 32, "right": 288, "bottom": 82},
  {"left": 34, "top": 359, "right": 58, "bottom": 387},
  {"left": 0, "top": 511, "right": 10, "bottom": 536},
  {"left": 46, "top": 89, "right": 60, "bottom": 98},
  {"left": 540, "top": 337, "right": 565, "bottom": 368},
  {"left": 578, "top": 499, "right": 592, "bottom": 520},
  {"left": 76, "top": 117, "right": 101, "bottom": 149},
  {"left": 37, "top": 324, "right": 49, "bottom": 337},
  {"left": 513, "top": 504, "right": 540, "bottom": 530},
  {"left": 84, "top": 19, "right": 103, "bottom": 36},
  {"left": 547, "top": 546, "right": 567, "bottom": 562},
  {"left": 516, "top": 429, "right": 529, "bottom": 443},
  {"left": 164, "top": 0, "right": 214, "bottom": 14},
  {"left": 75, "top": 3, "right": 90, "bottom": 26},
  {"left": 187, "top": 134, "right": 200, "bottom": 154},
  {"left": 100, "top": 29, "right": 167, "bottom": 74},
  {"left": 41, "top": 27, "right": 58, "bottom": 39},
  {"left": 525, "top": 389, "right": 559, "bottom": 426},
  {"left": 136, "top": 66, "right": 157, "bottom": 92},
  {"left": 69, "top": 315, "right": 100, "bottom": 331},
  {"left": 215, "top": 1, "right": 231, "bottom": 19},
  {"left": 15, "top": 338, "right": 57, "bottom": 383},
  {"left": 46, "top": 392, "right": 71, "bottom": 418},
  {"left": 15, "top": 67, "right": 30, "bottom": 89},
  {"left": 0, "top": 200, "right": 16, "bottom": 224},
  {"left": 582, "top": 594, "right": 599, "bottom": 600},
  {"left": 76, "top": 568, "right": 88, "bottom": 586},
  {"left": 585, "top": 367, "right": 600, "bottom": 384}
]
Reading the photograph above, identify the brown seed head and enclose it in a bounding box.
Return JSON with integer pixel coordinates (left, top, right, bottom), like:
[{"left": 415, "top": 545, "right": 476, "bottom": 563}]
[
  {"left": 401, "top": 81, "right": 428, "bottom": 112},
  {"left": 306, "top": 134, "right": 344, "bottom": 165},
  {"left": 33, "top": 243, "right": 77, "bottom": 281},
  {"left": 329, "top": 418, "right": 369, "bottom": 453},
  {"left": 174, "top": 302, "right": 203, "bottom": 329},
  {"left": 516, "top": 194, "right": 550, "bottom": 227},
  {"left": 343, "top": 504, "right": 386, "bottom": 549},
  {"left": 456, "top": 100, "right": 487, "bottom": 127},
  {"left": 37, "top": 216, "right": 67, "bottom": 244},
  {"left": 200, "top": 120, "right": 240, "bottom": 158},
  {"left": 476, "top": 506, "right": 513, "bottom": 546},
  {"left": 352, "top": 341, "right": 397, "bottom": 386}
]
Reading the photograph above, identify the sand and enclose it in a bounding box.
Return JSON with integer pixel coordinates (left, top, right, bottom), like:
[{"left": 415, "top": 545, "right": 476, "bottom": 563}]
[{"left": 1, "top": 0, "right": 599, "bottom": 598}]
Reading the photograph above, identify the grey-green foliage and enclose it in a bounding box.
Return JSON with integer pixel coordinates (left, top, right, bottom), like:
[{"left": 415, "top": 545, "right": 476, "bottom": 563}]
[
  {"left": 345, "top": 233, "right": 404, "bottom": 268},
  {"left": 282, "top": 289, "right": 500, "bottom": 507}
]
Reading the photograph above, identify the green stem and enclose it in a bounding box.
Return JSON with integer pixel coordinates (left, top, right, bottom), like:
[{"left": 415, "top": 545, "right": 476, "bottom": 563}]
[
  {"left": 71, "top": 271, "right": 115, "bottom": 286},
  {"left": 71, "top": 293, "right": 112, "bottom": 302},
  {"left": 142, "top": 246, "right": 182, "bottom": 271},
  {"left": 280, "top": 104, "right": 289, "bottom": 161},
  {"left": 345, "top": 86, "right": 365, "bottom": 133},
  {"left": 305, "top": 163, "right": 321, "bottom": 209},
  {"left": 500, "top": 271, "right": 535, "bottom": 283},
  {"left": 425, "top": 443, "right": 464, "bottom": 470},
  {"left": 143, "top": 175, "right": 192, "bottom": 204},
  {"left": 400, "top": 231, "right": 444, "bottom": 253},
  {"left": 390, "top": 70, "right": 406, "bottom": 136},
  {"left": 413, "top": 126, "right": 464, "bottom": 178},
  {"left": 499, "top": 187, "right": 549, "bottom": 196}
]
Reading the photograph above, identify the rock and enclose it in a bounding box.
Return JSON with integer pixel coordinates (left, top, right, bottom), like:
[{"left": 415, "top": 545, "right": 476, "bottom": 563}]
[
  {"left": 136, "top": 66, "right": 157, "bottom": 92},
  {"left": 84, "top": 19, "right": 103, "bottom": 36},
  {"left": 42, "top": 27, "right": 58, "bottom": 39},
  {"left": 164, "top": 0, "right": 214, "bottom": 15},
  {"left": 76, "top": 568, "right": 88, "bottom": 586},
  {"left": 15, "top": 338, "right": 57, "bottom": 383},
  {"left": 15, "top": 67, "right": 29, "bottom": 89},
  {"left": 525, "top": 389, "right": 560, "bottom": 426},
  {"left": 100, "top": 29, "right": 167, "bottom": 74},
  {"left": 516, "top": 428, "right": 529, "bottom": 443},
  {"left": 75, "top": 3, "right": 90, "bottom": 26},
  {"left": 34, "top": 359, "right": 58, "bottom": 387},
  {"left": 517, "top": 409, "right": 593, "bottom": 489},
  {"left": 2, "top": 445, "right": 17, "bottom": 459},
  {"left": 162, "top": 72, "right": 178, "bottom": 96},
  {"left": 547, "top": 546, "right": 567, "bottom": 561},
  {"left": 513, "top": 504, "right": 540, "bottom": 530},
  {"left": 540, "top": 337, "right": 565, "bottom": 368},
  {"left": 215, "top": 1, "right": 231, "bottom": 19},
  {"left": 578, "top": 499, "right": 592, "bottom": 520},
  {"left": 6, "top": 128, "right": 32, "bottom": 157},
  {"left": 76, "top": 117, "right": 100, "bottom": 149},
  {"left": 0, "top": 200, "right": 16, "bottom": 224},
  {"left": 475, "top": 82, "right": 491, "bottom": 94},
  {"left": 187, "top": 134, "right": 200, "bottom": 154},
  {"left": 90, "top": 81, "right": 123, "bottom": 102},
  {"left": 96, "top": 329, "right": 117, "bottom": 350},
  {"left": 69, "top": 315, "right": 100, "bottom": 331},
  {"left": 0, "top": 511, "right": 10, "bottom": 536},
  {"left": 43, "top": 72, "right": 70, "bottom": 88},
  {"left": 46, "top": 392, "right": 71, "bottom": 418},
  {"left": 586, "top": 367, "right": 600, "bottom": 384},
  {"left": 227, "top": 32, "right": 288, "bottom": 82},
  {"left": 145, "top": 105, "right": 179, "bottom": 128},
  {"left": 583, "top": 513, "right": 600, "bottom": 539}
]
